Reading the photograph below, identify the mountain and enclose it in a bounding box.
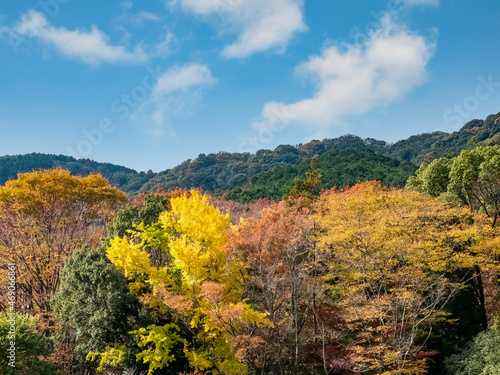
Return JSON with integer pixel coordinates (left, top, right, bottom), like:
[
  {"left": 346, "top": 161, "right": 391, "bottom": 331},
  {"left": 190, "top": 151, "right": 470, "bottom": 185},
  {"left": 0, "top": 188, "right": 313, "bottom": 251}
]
[
  {"left": 141, "top": 111, "right": 500, "bottom": 196},
  {"left": 0, "top": 153, "right": 156, "bottom": 195},
  {"left": 384, "top": 112, "right": 500, "bottom": 163},
  {"left": 138, "top": 135, "right": 387, "bottom": 194},
  {"left": 225, "top": 148, "right": 416, "bottom": 202},
  {"left": 2, "top": 111, "right": 500, "bottom": 198}
]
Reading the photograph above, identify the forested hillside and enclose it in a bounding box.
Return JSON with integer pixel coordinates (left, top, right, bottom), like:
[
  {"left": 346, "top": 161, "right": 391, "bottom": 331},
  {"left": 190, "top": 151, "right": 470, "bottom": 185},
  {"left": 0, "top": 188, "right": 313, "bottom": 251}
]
[
  {"left": 385, "top": 112, "right": 500, "bottom": 163},
  {"left": 225, "top": 148, "right": 416, "bottom": 202},
  {"left": 0, "top": 153, "right": 156, "bottom": 195},
  {"left": 2, "top": 112, "right": 500, "bottom": 197},
  {"left": 137, "top": 135, "right": 387, "bottom": 194},
  {"left": 141, "top": 111, "right": 500, "bottom": 197},
  {"left": 2, "top": 114, "right": 500, "bottom": 374}
]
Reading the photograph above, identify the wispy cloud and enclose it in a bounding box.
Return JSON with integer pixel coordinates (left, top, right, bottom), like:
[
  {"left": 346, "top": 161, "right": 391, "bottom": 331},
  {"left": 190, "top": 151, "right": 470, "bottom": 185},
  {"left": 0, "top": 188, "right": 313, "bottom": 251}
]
[
  {"left": 400, "top": 0, "right": 439, "bottom": 7},
  {"left": 117, "top": 1, "right": 162, "bottom": 26},
  {"left": 255, "top": 16, "right": 435, "bottom": 132},
  {"left": 3, "top": 9, "right": 175, "bottom": 65},
  {"left": 154, "top": 31, "right": 176, "bottom": 58},
  {"left": 134, "top": 63, "right": 217, "bottom": 138},
  {"left": 152, "top": 63, "right": 216, "bottom": 97},
  {"left": 134, "top": 11, "right": 162, "bottom": 24},
  {"left": 9, "top": 10, "right": 148, "bottom": 65},
  {"left": 169, "top": 0, "right": 307, "bottom": 59}
]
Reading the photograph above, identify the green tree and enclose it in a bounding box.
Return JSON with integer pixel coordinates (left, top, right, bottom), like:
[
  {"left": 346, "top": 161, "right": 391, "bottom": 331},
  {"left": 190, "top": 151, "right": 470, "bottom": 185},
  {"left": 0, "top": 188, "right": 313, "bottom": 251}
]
[
  {"left": 0, "top": 313, "right": 56, "bottom": 375},
  {"left": 444, "top": 330, "right": 500, "bottom": 375},
  {"left": 52, "top": 244, "right": 147, "bottom": 373},
  {"left": 407, "top": 157, "right": 452, "bottom": 197},
  {"left": 449, "top": 146, "right": 500, "bottom": 225},
  {"left": 407, "top": 146, "right": 500, "bottom": 226},
  {"left": 286, "top": 159, "right": 322, "bottom": 200},
  {"left": 53, "top": 193, "right": 187, "bottom": 373}
]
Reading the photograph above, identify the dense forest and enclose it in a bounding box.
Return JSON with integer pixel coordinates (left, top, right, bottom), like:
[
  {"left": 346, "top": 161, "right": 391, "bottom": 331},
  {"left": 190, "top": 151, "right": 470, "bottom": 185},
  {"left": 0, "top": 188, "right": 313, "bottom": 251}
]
[
  {"left": 0, "top": 153, "right": 155, "bottom": 195},
  {"left": 225, "top": 148, "right": 416, "bottom": 203},
  {"left": 2, "top": 113, "right": 500, "bottom": 374},
  {"left": 2, "top": 112, "right": 500, "bottom": 197}
]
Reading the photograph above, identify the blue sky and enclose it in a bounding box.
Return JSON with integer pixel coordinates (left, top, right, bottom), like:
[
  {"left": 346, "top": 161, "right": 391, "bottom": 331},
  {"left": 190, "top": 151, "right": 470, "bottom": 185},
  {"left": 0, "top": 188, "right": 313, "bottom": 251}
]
[{"left": 1, "top": 0, "right": 500, "bottom": 172}]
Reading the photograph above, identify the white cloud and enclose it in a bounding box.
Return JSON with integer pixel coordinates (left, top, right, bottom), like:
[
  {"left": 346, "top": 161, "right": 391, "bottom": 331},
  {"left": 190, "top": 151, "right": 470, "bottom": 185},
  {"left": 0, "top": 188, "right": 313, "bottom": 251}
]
[
  {"left": 134, "top": 11, "right": 161, "bottom": 23},
  {"left": 255, "top": 17, "right": 435, "bottom": 131},
  {"left": 121, "top": 1, "right": 133, "bottom": 11},
  {"left": 10, "top": 10, "right": 150, "bottom": 65},
  {"left": 117, "top": 1, "right": 162, "bottom": 26},
  {"left": 152, "top": 63, "right": 216, "bottom": 97},
  {"left": 118, "top": 10, "right": 161, "bottom": 26},
  {"left": 171, "top": 0, "right": 307, "bottom": 59},
  {"left": 135, "top": 63, "right": 216, "bottom": 139},
  {"left": 152, "top": 31, "right": 176, "bottom": 58},
  {"left": 400, "top": 0, "right": 439, "bottom": 6}
]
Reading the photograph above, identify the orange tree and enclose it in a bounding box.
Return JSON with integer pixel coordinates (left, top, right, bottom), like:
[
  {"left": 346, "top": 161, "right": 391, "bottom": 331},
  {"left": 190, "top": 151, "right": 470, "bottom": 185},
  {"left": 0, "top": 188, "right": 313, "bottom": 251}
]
[
  {"left": 313, "top": 181, "right": 500, "bottom": 375},
  {"left": 0, "top": 168, "right": 127, "bottom": 317},
  {"left": 226, "top": 203, "right": 319, "bottom": 375}
]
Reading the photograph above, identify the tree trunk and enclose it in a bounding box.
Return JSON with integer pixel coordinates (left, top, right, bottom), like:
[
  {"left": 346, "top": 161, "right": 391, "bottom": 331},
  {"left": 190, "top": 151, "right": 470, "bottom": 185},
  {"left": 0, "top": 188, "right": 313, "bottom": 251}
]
[{"left": 473, "top": 265, "right": 488, "bottom": 330}]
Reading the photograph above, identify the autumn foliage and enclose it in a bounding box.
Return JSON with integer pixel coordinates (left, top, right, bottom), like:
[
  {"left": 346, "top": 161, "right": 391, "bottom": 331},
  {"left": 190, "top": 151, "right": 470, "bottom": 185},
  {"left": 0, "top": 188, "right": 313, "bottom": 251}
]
[
  {"left": 3, "top": 169, "right": 500, "bottom": 375},
  {"left": 0, "top": 169, "right": 127, "bottom": 316},
  {"left": 98, "top": 191, "right": 272, "bottom": 375},
  {"left": 313, "top": 181, "right": 500, "bottom": 374}
]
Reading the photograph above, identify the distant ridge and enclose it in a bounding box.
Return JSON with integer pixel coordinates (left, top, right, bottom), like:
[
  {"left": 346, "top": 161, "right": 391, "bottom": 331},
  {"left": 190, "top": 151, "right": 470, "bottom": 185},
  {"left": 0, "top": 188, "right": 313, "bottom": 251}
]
[
  {"left": 2, "top": 111, "right": 499, "bottom": 198},
  {"left": 0, "top": 153, "right": 155, "bottom": 195}
]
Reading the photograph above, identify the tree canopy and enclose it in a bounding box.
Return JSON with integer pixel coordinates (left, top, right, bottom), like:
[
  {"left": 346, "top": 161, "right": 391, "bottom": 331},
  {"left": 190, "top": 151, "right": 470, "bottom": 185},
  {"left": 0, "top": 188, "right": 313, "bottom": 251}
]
[
  {"left": 0, "top": 169, "right": 127, "bottom": 321},
  {"left": 407, "top": 145, "right": 500, "bottom": 226},
  {"left": 313, "top": 181, "right": 500, "bottom": 374}
]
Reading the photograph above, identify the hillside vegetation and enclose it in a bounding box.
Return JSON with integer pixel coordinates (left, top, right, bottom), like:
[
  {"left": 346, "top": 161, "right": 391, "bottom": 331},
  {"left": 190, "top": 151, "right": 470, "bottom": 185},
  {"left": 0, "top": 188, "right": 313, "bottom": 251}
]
[
  {"left": 1, "top": 112, "right": 499, "bottom": 197},
  {"left": 225, "top": 148, "right": 416, "bottom": 202},
  {"left": 0, "top": 153, "right": 155, "bottom": 195},
  {"left": 2, "top": 113, "right": 500, "bottom": 374}
]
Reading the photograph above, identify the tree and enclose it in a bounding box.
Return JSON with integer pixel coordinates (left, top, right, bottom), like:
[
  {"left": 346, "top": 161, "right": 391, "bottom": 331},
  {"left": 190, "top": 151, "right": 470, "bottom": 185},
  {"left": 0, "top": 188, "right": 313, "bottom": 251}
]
[
  {"left": 407, "top": 147, "right": 500, "bottom": 331},
  {"left": 52, "top": 245, "right": 146, "bottom": 373},
  {"left": 97, "top": 190, "right": 272, "bottom": 374},
  {"left": 286, "top": 159, "right": 322, "bottom": 200},
  {"left": 53, "top": 193, "right": 186, "bottom": 374},
  {"left": 407, "top": 146, "right": 500, "bottom": 226},
  {"left": 0, "top": 313, "right": 56, "bottom": 375},
  {"left": 227, "top": 204, "right": 317, "bottom": 375},
  {"left": 313, "top": 181, "right": 499, "bottom": 374},
  {"left": 444, "top": 330, "right": 500, "bottom": 375},
  {"left": 448, "top": 146, "right": 500, "bottom": 226},
  {"left": 406, "top": 157, "right": 452, "bottom": 197},
  {"left": 0, "top": 169, "right": 127, "bottom": 323}
]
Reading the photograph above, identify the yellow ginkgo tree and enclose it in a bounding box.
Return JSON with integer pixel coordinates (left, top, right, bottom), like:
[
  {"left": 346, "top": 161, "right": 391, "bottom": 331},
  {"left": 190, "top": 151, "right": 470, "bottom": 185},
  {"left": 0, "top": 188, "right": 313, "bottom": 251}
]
[
  {"left": 92, "top": 190, "right": 272, "bottom": 375},
  {"left": 313, "top": 181, "right": 500, "bottom": 375}
]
